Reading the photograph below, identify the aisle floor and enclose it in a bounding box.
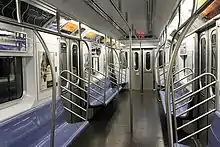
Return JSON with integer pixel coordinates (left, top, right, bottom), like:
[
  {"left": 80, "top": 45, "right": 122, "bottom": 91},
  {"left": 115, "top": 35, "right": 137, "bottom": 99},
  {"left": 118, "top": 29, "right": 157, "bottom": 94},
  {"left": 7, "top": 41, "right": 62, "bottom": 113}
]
[{"left": 71, "top": 90, "right": 165, "bottom": 147}]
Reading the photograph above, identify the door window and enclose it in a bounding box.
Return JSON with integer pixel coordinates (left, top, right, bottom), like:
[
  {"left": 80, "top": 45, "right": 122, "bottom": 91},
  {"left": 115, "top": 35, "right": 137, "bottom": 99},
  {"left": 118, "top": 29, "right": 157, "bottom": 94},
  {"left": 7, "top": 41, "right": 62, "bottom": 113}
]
[
  {"left": 159, "top": 50, "right": 165, "bottom": 68},
  {"left": 200, "top": 37, "right": 206, "bottom": 86},
  {"left": 211, "top": 31, "right": 217, "bottom": 94},
  {"left": 134, "top": 52, "right": 139, "bottom": 70},
  {"left": 145, "top": 52, "right": 151, "bottom": 70},
  {"left": 71, "top": 43, "right": 79, "bottom": 83},
  {"left": 60, "top": 42, "right": 68, "bottom": 87},
  {"left": 71, "top": 44, "right": 79, "bottom": 75},
  {"left": 120, "top": 51, "right": 128, "bottom": 69}
]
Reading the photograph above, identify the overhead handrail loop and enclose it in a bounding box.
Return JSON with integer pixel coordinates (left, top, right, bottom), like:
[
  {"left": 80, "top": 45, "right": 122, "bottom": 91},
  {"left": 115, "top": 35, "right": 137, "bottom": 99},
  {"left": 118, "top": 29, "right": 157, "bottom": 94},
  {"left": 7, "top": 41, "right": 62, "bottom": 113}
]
[{"left": 165, "top": 1, "right": 215, "bottom": 146}]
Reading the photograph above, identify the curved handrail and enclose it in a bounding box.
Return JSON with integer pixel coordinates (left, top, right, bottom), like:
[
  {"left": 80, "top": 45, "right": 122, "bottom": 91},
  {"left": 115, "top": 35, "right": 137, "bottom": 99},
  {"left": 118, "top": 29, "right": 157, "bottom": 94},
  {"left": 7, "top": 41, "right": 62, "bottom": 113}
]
[
  {"left": 174, "top": 73, "right": 216, "bottom": 92},
  {"left": 173, "top": 67, "right": 193, "bottom": 76},
  {"left": 86, "top": 66, "right": 105, "bottom": 76},
  {"left": 165, "top": 1, "right": 214, "bottom": 146},
  {"left": 166, "top": 17, "right": 197, "bottom": 147},
  {"left": 34, "top": 30, "right": 57, "bottom": 147}
]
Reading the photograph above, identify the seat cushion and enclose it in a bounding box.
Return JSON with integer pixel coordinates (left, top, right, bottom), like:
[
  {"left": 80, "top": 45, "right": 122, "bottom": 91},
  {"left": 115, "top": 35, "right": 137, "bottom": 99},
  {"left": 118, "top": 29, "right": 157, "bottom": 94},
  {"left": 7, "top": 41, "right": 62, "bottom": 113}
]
[
  {"left": 89, "top": 78, "right": 119, "bottom": 107},
  {"left": 208, "top": 111, "right": 220, "bottom": 147},
  {"left": 0, "top": 98, "right": 89, "bottom": 147},
  {"left": 174, "top": 143, "right": 190, "bottom": 147},
  {"left": 32, "top": 121, "right": 89, "bottom": 147},
  {"left": 159, "top": 90, "right": 190, "bottom": 118}
]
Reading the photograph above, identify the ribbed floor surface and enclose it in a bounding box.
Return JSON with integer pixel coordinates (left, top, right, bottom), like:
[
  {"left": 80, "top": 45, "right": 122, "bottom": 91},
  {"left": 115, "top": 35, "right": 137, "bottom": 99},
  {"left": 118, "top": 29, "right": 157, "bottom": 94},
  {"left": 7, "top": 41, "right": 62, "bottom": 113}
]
[{"left": 71, "top": 90, "right": 165, "bottom": 147}]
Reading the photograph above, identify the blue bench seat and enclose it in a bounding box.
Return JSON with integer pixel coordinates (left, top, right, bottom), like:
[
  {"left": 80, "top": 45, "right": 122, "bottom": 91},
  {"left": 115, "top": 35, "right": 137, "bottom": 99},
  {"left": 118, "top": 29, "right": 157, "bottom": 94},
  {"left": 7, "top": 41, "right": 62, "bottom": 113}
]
[
  {"left": 208, "top": 111, "right": 220, "bottom": 147},
  {"left": 159, "top": 86, "right": 191, "bottom": 118},
  {"left": 174, "top": 143, "right": 190, "bottom": 147},
  {"left": 0, "top": 98, "right": 89, "bottom": 147},
  {"left": 89, "top": 78, "right": 120, "bottom": 107}
]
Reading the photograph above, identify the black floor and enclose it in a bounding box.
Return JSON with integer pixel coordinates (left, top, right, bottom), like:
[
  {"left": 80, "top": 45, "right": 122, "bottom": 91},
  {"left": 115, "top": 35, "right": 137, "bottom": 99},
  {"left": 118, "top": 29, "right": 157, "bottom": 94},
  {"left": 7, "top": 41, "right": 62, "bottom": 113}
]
[{"left": 71, "top": 90, "right": 165, "bottom": 147}]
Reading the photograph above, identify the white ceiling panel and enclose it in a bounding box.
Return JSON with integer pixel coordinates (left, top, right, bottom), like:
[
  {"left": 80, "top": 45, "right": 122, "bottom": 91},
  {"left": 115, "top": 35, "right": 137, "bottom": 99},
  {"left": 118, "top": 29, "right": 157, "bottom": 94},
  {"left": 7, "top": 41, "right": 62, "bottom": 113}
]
[
  {"left": 42, "top": 0, "right": 124, "bottom": 39},
  {"left": 42, "top": 0, "right": 179, "bottom": 39}
]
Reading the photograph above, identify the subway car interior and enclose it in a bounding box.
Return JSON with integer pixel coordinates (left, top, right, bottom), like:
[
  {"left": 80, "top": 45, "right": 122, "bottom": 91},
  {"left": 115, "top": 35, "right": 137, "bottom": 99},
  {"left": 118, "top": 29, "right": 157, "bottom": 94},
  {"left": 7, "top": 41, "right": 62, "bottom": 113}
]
[{"left": 1, "top": 0, "right": 220, "bottom": 147}]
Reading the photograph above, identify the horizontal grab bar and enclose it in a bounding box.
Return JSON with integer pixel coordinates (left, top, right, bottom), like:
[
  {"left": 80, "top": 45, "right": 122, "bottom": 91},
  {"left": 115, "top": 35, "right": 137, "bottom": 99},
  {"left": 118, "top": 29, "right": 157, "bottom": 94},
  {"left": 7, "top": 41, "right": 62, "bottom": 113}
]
[
  {"left": 64, "top": 107, "right": 86, "bottom": 121},
  {"left": 90, "top": 88, "right": 105, "bottom": 97},
  {"left": 176, "top": 95, "right": 216, "bottom": 117},
  {"left": 177, "top": 109, "right": 215, "bottom": 130},
  {"left": 178, "top": 125, "right": 211, "bottom": 143},
  {"left": 108, "top": 66, "right": 120, "bottom": 72},
  {"left": 109, "top": 75, "right": 118, "bottom": 81},
  {"left": 174, "top": 73, "right": 193, "bottom": 84},
  {"left": 89, "top": 93, "right": 104, "bottom": 103},
  {"left": 61, "top": 95, "right": 87, "bottom": 112},
  {"left": 86, "top": 67, "right": 105, "bottom": 76},
  {"left": 85, "top": 71, "right": 105, "bottom": 83},
  {"left": 175, "top": 96, "right": 193, "bottom": 110},
  {"left": 109, "top": 63, "right": 128, "bottom": 69},
  {"left": 155, "top": 63, "right": 169, "bottom": 69},
  {"left": 60, "top": 86, "right": 87, "bottom": 103},
  {"left": 108, "top": 69, "right": 119, "bottom": 75},
  {"left": 60, "top": 76, "right": 87, "bottom": 93},
  {"left": 61, "top": 70, "right": 88, "bottom": 83},
  {"left": 159, "top": 70, "right": 168, "bottom": 76},
  {"left": 175, "top": 91, "right": 194, "bottom": 104},
  {"left": 89, "top": 81, "right": 105, "bottom": 90},
  {"left": 175, "top": 81, "right": 216, "bottom": 104},
  {"left": 109, "top": 79, "right": 118, "bottom": 86},
  {"left": 174, "top": 73, "right": 216, "bottom": 92},
  {"left": 173, "top": 67, "right": 193, "bottom": 76}
]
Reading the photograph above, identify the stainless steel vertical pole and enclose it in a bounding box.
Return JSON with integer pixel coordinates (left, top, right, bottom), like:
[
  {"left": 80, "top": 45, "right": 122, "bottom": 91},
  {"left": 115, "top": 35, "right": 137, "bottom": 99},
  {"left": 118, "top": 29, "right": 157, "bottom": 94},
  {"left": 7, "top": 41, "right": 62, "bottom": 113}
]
[
  {"left": 129, "top": 31, "right": 133, "bottom": 133},
  {"left": 56, "top": 12, "right": 60, "bottom": 34},
  {"left": 15, "top": 0, "right": 21, "bottom": 23},
  {"left": 104, "top": 35, "right": 107, "bottom": 103},
  {"left": 79, "top": 22, "right": 82, "bottom": 40},
  {"left": 140, "top": 41, "right": 142, "bottom": 92},
  {"left": 34, "top": 31, "right": 57, "bottom": 147}
]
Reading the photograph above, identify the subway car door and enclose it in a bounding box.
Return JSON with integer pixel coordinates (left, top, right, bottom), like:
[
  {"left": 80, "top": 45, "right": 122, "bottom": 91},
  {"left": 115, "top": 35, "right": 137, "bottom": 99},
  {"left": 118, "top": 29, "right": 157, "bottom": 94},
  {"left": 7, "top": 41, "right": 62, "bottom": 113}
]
[
  {"left": 142, "top": 49, "right": 154, "bottom": 90},
  {"left": 208, "top": 28, "right": 216, "bottom": 105},
  {"left": 208, "top": 28, "right": 217, "bottom": 132},
  {"left": 131, "top": 49, "right": 141, "bottom": 90},
  {"left": 60, "top": 39, "right": 81, "bottom": 122},
  {"left": 198, "top": 31, "right": 209, "bottom": 145}
]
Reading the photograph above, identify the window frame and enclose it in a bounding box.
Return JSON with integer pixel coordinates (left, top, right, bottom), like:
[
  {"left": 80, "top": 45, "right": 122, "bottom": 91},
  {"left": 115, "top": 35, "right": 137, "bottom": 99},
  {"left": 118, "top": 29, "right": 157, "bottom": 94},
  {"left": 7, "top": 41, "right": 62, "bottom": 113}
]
[
  {"left": 120, "top": 51, "right": 128, "bottom": 69},
  {"left": 145, "top": 51, "right": 152, "bottom": 71},
  {"left": 133, "top": 52, "right": 139, "bottom": 71},
  {"left": 159, "top": 50, "right": 165, "bottom": 68},
  {"left": 0, "top": 56, "right": 24, "bottom": 105},
  {"left": 70, "top": 42, "right": 80, "bottom": 85},
  {"left": 59, "top": 40, "right": 68, "bottom": 88}
]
